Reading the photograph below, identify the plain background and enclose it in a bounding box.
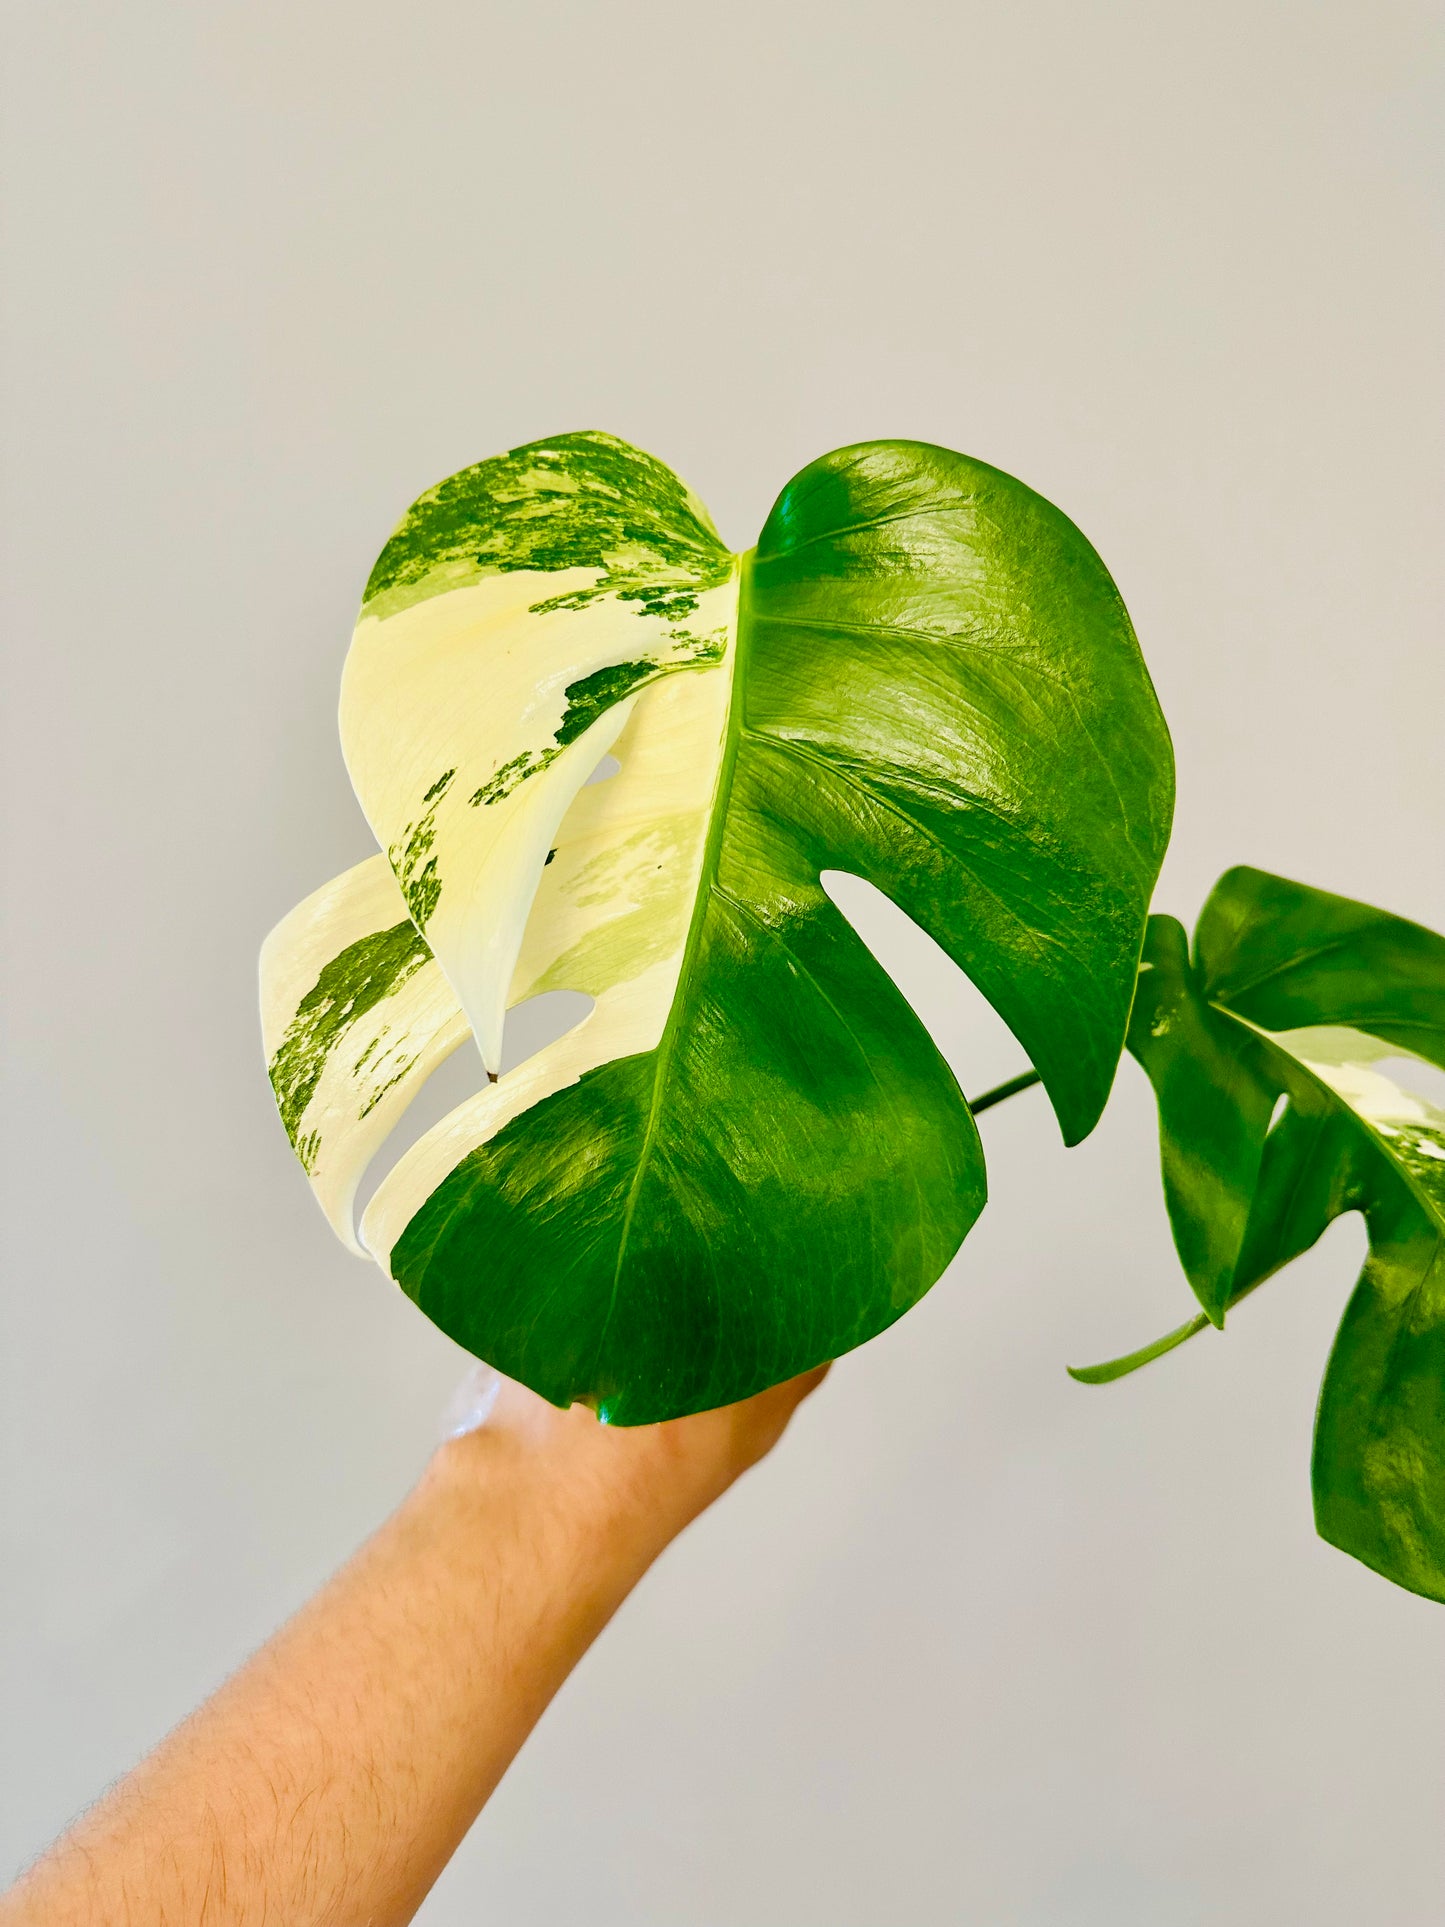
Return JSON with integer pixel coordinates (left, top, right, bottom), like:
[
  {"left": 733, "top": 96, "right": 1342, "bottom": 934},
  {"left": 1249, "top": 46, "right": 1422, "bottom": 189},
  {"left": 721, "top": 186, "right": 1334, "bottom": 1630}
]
[{"left": 3, "top": 2, "right": 1442, "bottom": 1921}]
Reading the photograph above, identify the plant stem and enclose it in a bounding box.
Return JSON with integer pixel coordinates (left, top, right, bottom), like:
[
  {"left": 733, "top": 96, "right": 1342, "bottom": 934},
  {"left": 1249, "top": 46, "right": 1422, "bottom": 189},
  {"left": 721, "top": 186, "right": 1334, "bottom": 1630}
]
[{"left": 967, "top": 1068, "right": 1043, "bottom": 1115}]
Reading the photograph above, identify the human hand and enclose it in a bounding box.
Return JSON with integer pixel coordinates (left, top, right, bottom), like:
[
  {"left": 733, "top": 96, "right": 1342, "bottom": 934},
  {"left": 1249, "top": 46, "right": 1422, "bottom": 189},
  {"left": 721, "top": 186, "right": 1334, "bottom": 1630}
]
[{"left": 436, "top": 1358, "right": 831, "bottom": 1558}]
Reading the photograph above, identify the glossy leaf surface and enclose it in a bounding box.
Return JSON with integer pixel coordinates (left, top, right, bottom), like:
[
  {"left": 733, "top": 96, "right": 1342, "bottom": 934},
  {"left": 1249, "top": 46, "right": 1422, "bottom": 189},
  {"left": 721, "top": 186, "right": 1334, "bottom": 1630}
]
[
  {"left": 1092, "top": 869, "right": 1445, "bottom": 1601},
  {"left": 262, "top": 432, "right": 1172, "bottom": 1421}
]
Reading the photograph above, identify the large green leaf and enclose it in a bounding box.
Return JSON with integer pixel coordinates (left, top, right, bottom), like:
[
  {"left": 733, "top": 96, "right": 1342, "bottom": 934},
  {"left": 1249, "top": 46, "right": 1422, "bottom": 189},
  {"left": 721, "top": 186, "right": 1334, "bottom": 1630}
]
[
  {"left": 1077, "top": 870, "right": 1445, "bottom": 1601},
  {"left": 262, "top": 431, "right": 1172, "bottom": 1422}
]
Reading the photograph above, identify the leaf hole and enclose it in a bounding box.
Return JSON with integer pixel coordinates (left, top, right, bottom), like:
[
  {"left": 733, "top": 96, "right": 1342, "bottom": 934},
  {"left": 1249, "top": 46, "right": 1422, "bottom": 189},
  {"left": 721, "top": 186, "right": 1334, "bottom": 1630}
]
[
  {"left": 1373, "top": 1054, "right": 1445, "bottom": 1112},
  {"left": 1266, "top": 1093, "right": 1290, "bottom": 1136},
  {"left": 500, "top": 988, "right": 596, "bottom": 1071},
  {"left": 352, "top": 1042, "right": 491, "bottom": 1230},
  {"left": 350, "top": 989, "right": 595, "bottom": 1234},
  {"left": 585, "top": 752, "right": 622, "bottom": 786},
  {"left": 819, "top": 870, "right": 1023, "bottom": 1094}
]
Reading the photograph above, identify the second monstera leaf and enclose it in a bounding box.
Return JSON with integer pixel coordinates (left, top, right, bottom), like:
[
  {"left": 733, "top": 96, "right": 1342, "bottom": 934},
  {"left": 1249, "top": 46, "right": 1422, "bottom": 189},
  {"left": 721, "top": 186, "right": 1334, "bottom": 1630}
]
[
  {"left": 262, "top": 432, "right": 1173, "bottom": 1421},
  {"left": 1082, "top": 868, "right": 1445, "bottom": 1602}
]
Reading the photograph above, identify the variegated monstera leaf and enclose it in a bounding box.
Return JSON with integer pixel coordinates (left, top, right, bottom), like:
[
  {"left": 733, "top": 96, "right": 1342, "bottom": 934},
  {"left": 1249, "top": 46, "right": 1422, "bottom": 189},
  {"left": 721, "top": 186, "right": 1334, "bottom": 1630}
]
[
  {"left": 262, "top": 432, "right": 1173, "bottom": 1422},
  {"left": 1077, "top": 868, "right": 1445, "bottom": 1602}
]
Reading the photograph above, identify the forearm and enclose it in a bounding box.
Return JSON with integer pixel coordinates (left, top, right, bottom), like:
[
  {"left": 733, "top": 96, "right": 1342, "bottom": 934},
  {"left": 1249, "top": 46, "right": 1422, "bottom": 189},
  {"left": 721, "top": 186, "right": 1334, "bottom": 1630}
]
[{"left": 4, "top": 1422, "right": 676, "bottom": 1927}]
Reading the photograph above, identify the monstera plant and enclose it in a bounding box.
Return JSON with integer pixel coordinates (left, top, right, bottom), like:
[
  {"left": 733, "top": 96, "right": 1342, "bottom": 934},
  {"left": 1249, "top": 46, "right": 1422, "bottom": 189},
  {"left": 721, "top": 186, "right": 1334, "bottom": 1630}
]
[{"left": 260, "top": 430, "right": 1445, "bottom": 1604}]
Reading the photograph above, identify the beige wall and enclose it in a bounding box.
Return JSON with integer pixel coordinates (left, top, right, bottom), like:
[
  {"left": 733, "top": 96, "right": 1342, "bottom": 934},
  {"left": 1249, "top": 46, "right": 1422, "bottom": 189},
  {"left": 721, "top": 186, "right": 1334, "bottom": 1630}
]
[{"left": 3, "top": 2, "right": 1442, "bottom": 1919}]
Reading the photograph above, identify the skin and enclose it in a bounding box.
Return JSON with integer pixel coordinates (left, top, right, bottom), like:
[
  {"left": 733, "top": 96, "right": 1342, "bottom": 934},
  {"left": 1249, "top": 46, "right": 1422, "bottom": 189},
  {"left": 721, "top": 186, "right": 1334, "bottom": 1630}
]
[{"left": 2, "top": 1362, "right": 828, "bottom": 1927}]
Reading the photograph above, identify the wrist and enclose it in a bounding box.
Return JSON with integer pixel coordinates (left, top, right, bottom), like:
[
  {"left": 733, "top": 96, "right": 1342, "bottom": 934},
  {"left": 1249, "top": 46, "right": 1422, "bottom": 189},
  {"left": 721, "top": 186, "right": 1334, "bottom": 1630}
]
[{"left": 424, "top": 1405, "right": 694, "bottom": 1579}]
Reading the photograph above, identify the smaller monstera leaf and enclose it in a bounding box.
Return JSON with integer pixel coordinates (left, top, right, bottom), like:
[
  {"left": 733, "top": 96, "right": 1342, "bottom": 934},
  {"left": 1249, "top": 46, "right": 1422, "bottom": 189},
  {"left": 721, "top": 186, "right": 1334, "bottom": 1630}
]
[
  {"left": 1076, "top": 868, "right": 1445, "bottom": 1602},
  {"left": 262, "top": 430, "right": 1173, "bottom": 1423}
]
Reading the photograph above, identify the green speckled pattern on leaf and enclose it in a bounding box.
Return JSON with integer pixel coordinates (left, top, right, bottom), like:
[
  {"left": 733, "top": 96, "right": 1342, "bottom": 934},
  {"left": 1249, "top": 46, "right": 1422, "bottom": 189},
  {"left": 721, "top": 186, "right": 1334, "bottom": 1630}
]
[
  {"left": 554, "top": 660, "right": 657, "bottom": 745},
  {"left": 387, "top": 769, "right": 454, "bottom": 927},
  {"left": 268, "top": 918, "right": 431, "bottom": 1161},
  {"left": 361, "top": 430, "right": 732, "bottom": 624},
  {"left": 463, "top": 661, "right": 664, "bottom": 809}
]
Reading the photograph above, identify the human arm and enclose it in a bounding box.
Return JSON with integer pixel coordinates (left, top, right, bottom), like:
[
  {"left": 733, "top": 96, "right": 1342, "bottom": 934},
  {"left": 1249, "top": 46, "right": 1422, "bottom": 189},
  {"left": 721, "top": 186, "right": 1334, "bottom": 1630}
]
[{"left": 2, "top": 1363, "right": 827, "bottom": 1927}]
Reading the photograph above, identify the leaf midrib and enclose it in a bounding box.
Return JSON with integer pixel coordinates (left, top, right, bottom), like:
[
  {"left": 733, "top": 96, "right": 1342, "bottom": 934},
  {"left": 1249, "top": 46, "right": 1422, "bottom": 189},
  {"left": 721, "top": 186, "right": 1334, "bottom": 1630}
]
[
  {"left": 1206, "top": 927, "right": 1388, "bottom": 1001},
  {"left": 588, "top": 550, "right": 752, "bottom": 1387}
]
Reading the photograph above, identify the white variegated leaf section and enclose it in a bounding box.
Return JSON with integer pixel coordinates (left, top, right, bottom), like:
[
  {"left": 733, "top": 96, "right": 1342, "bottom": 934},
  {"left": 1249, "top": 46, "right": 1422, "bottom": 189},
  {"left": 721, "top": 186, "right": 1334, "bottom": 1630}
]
[{"left": 340, "top": 569, "right": 738, "bottom": 1073}]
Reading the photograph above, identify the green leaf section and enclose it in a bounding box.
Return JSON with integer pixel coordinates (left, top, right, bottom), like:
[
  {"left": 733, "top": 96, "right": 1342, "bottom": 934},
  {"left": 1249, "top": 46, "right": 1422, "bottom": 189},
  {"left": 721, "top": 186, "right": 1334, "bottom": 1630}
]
[
  {"left": 389, "top": 439, "right": 1173, "bottom": 1422},
  {"left": 361, "top": 429, "right": 733, "bottom": 625},
  {"left": 1091, "top": 869, "right": 1445, "bottom": 1602},
  {"left": 1196, "top": 865, "right": 1445, "bottom": 1063},
  {"left": 1123, "top": 914, "right": 1284, "bottom": 1325},
  {"left": 745, "top": 443, "right": 1175, "bottom": 1147},
  {"left": 396, "top": 891, "right": 985, "bottom": 1423}
]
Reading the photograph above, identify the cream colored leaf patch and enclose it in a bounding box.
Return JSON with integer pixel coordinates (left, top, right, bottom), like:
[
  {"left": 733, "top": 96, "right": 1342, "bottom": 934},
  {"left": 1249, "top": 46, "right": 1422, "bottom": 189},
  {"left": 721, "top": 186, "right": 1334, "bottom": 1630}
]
[{"left": 340, "top": 565, "right": 737, "bottom": 1071}]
